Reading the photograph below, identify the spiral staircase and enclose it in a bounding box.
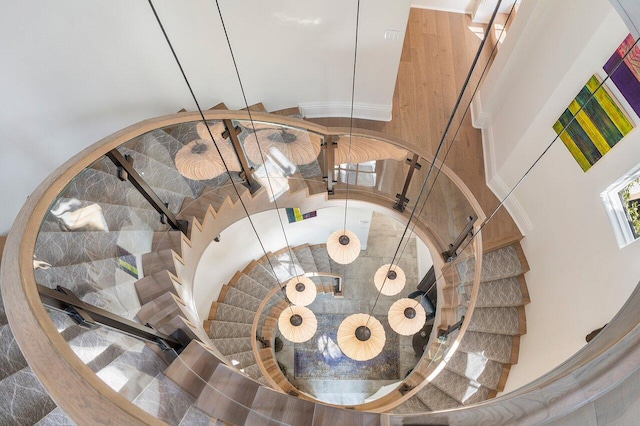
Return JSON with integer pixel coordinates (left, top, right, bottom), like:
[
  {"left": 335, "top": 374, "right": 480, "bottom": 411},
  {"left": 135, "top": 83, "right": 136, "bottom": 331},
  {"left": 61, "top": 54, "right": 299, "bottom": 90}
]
[{"left": 0, "top": 100, "right": 541, "bottom": 425}]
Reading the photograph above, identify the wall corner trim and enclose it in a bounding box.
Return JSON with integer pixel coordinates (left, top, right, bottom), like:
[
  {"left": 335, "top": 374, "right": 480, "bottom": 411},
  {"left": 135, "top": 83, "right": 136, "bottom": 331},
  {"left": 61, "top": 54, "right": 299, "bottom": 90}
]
[
  {"left": 299, "top": 102, "right": 392, "bottom": 122},
  {"left": 488, "top": 174, "right": 533, "bottom": 234}
]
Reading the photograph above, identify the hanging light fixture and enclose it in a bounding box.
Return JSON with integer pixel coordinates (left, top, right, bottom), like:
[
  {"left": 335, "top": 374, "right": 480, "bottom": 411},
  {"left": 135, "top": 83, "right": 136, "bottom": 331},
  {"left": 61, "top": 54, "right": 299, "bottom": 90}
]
[
  {"left": 326, "top": 229, "right": 361, "bottom": 265},
  {"left": 278, "top": 305, "right": 317, "bottom": 343},
  {"left": 285, "top": 275, "right": 317, "bottom": 307},
  {"left": 175, "top": 122, "right": 241, "bottom": 180},
  {"left": 337, "top": 313, "right": 385, "bottom": 361},
  {"left": 149, "top": 0, "right": 318, "bottom": 349},
  {"left": 240, "top": 123, "right": 322, "bottom": 166},
  {"left": 326, "top": 0, "right": 362, "bottom": 266},
  {"left": 388, "top": 298, "right": 426, "bottom": 336},
  {"left": 374, "top": 264, "right": 406, "bottom": 296}
]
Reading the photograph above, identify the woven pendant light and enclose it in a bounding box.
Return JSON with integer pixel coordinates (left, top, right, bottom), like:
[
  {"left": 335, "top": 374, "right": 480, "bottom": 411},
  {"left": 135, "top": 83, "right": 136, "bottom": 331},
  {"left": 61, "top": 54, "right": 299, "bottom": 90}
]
[
  {"left": 241, "top": 123, "right": 321, "bottom": 166},
  {"left": 388, "top": 298, "right": 426, "bottom": 336},
  {"left": 174, "top": 138, "right": 241, "bottom": 180},
  {"left": 334, "top": 135, "right": 409, "bottom": 164},
  {"left": 285, "top": 276, "right": 317, "bottom": 307},
  {"left": 374, "top": 264, "right": 406, "bottom": 296},
  {"left": 326, "top": 229, "right": 361, "bottom": 265},
  {"left": 337, "top": 313, "right": 385, "bottom": 361},
  {"left": 278, "top": 305, "right": 317, "bottom": 343}
]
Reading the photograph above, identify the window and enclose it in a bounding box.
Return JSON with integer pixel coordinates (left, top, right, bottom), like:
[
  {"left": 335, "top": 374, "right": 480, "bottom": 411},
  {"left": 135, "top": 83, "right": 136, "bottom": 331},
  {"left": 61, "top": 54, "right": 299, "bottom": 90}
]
[
  {"left": 335, "top": 161, "right": 377, "bottom": 187},
  {"left": 601, "top": 164, "right": 640, "bottom": 248}
]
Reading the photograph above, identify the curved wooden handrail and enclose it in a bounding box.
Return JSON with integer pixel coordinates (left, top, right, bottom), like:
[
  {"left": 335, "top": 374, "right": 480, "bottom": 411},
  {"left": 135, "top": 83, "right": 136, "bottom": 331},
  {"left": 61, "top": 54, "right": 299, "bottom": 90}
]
[{"left": 0, "top": 110, "right": 485, "bottom": 423}]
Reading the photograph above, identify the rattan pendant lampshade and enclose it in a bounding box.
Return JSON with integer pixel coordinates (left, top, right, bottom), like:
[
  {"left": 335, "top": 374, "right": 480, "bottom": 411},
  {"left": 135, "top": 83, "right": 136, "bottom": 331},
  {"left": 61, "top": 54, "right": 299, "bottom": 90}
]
[
  {"left": 326, "top": 229, "right": 361, "bottom": 264},
  {"left": 285, "top": 276, "right": 317, "bottom": 307},
  {"left": 175, "top": 121, "right": 241, "bottom": 180},
  {"left": 388, "top": 298, "right": 427, "bottom": 336},
  {"left": 374, "top": 264, "right": 406, "bottom": 296},
  {"left": 278, "top": 305, "right": 317, "bottom": 343},
  {"left": 337, "top": 313, "right": 386, "bottom": 361},
  {"left": 242, "top": 123, "right": 321, "bottom": 166}
]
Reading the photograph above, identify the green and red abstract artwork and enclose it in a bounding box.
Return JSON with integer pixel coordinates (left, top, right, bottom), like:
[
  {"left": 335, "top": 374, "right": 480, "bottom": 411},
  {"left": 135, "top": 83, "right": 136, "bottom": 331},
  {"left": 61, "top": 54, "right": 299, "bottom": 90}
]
[{"left": 553, "top": 75, "right": 634, "bottom": 172}]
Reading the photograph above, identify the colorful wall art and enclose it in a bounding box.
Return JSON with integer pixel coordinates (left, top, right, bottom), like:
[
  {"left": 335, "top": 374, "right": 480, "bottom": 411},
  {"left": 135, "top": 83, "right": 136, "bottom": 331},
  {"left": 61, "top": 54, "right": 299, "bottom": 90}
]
[
  {"left": 286, "top": 207, "right": 317, "bottom": 223},
  {"left": 604, "top": 34, "right": 640, "bottom": 118},
  {"left": 553, "top": 75, "right": 633, "bottom": 172}
]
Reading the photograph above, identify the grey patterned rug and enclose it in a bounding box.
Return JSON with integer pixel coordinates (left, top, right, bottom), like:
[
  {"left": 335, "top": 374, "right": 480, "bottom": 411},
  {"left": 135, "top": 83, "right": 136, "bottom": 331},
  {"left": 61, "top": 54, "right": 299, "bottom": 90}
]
[{"left": 294, "top": 314, "right": 399, "bottom": 380}]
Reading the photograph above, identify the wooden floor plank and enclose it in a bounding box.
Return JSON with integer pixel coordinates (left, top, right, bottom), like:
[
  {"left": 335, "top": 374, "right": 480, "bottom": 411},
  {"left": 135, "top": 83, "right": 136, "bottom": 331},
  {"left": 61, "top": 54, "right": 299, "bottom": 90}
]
[{"left": 308, "top": 9, "right": 522, "bottom": 248}]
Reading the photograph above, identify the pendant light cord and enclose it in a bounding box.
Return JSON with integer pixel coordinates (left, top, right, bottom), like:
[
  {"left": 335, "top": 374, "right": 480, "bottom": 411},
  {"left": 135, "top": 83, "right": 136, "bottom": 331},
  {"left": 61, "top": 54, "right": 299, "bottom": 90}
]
[
  {"left": 343, "top": 0, "right": 361, "bottom": 235},
  {"left": 212, "top": 0, "right": 306, "bottom": 302},
  {"left": 147, "top": 0, "right": 292, "bottom": 310}
]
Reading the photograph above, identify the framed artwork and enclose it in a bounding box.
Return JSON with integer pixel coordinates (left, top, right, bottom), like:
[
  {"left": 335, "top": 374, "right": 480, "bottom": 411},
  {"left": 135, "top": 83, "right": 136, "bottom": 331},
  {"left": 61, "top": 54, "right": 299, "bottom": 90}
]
[
  {"left": 604, "top": 34, "right": 640, "bottom": 118},
  {"left": 553, "top": 75, "right": 633, "bottom": 172}
]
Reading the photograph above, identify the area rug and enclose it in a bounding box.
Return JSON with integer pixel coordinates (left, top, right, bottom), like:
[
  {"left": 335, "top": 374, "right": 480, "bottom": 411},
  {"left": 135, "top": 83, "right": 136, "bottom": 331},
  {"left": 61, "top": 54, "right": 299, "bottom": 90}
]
[{"left": 293, "top": 314, "right": 399, "bottom": 380}]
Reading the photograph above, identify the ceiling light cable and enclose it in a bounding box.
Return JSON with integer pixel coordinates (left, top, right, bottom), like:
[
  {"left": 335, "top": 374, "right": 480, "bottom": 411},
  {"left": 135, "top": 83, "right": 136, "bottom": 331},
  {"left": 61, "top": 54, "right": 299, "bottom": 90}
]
[
  {"left": 212, "top": 0, "right": 313, "bottom": 309},
  {"left": 420, "top": 24, "right": 640, "bottom": 302},
  {"left": 147, "top": 0, "right": 290, "bottom": 309}
]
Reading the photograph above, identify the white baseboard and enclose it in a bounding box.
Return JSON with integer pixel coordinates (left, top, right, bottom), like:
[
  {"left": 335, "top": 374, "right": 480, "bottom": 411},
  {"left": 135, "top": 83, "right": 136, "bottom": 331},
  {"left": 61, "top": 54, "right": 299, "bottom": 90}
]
[
  {"left": 298, "top": 102, "right": 392, "bottom": 122},
  {"left": 488, "top": 173, "right": 533, "bottom": 234},
  {"left": 410, "top": 0, "right": 475, "bottom": 14}
]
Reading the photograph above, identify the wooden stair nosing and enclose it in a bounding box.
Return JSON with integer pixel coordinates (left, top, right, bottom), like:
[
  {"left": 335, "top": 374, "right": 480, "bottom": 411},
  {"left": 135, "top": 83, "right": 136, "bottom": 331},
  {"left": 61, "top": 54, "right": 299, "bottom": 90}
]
[
  {"left": 241, "top": 102, "right": 267, "bottom": 113},
  {"left": 209, "top": 102, "right": 228, "bottom": 110}
]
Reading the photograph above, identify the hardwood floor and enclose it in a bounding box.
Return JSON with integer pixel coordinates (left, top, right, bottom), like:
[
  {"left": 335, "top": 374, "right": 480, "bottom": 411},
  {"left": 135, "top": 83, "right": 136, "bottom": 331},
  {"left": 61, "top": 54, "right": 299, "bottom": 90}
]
[{"left": 309, "top": 8, "right": 521, "bottom": 249}]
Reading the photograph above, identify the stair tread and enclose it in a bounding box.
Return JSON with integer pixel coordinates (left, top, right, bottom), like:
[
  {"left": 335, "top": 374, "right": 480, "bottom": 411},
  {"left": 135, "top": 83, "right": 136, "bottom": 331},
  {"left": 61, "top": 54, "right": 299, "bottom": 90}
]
[
  {"left": 35, "top": 407, "right": 75, "bottom": 426},
  {"left": 473, "top": 276, "right": 527, "bottom": 307},
  {"left": 309, "top": 244, "right": 335, "bottom": 286},
  {"left": 208, "top": 321, "right": 252, "bottom": 340},
  {"left": 34, "top": 229, "right": 153, "bottom": 267},
  {"left": 457, "top": 244, "right": 525, "bottom": 285},
  {"left": 211, "top": 303, "right": 256, "bottom": 324},
  {"left": 444, "top": 351, "right": 507, "bottom": 391},
  {"left": 96, "top": 344, "right": 168, "bottom": 400},
  {"left": 458, "top": 331, "right": 516, "bottom": 364},
  {"left": 119, "top": 146, "right": 204, "bottom": 197},
  {"left": 225, "top": 349, "right": 257, "bottom": 370},
  {"left": 41, "top": 197, "right": 166, "bottom": 234},
  {"left": 391, "top": 395, "right": 430, "bottom": 414},
  {"left": 73, "top": 166, "right": 187, "bottom": 213},
  {"left": 133, "top": 373, "right": 196, "bottom": 425},
  {"left": 415, "top": 383, "right": 462, "bottom": 411},
  {"left": 430, "top": 368, "right": 491, "bottom": 406},
  {"left": 0, "top": 367, "right": 56, "bottom": 425},
  {"left": 142, "top": 249, "right": 177, "bottom": 275},
  {"left": 194, "top": 364, "right": 261, "bottom": 425},
  {"left": 210, "top": 337, "right": 253, "bottom": 356},
  {"left": 134, "top": 270, "right": 176, "bottom": 305},
  {"left": 229, "top": 273, "right": 271, "bottom": 300},
  {"left": 0, "top": 324, "right": 28, "bottom": 382},
  {"left": 131, "top": 128, "right": 233, "bottom": 189},
  {"left": 466, "top": 307, "right": 523, "bottom": 336}
]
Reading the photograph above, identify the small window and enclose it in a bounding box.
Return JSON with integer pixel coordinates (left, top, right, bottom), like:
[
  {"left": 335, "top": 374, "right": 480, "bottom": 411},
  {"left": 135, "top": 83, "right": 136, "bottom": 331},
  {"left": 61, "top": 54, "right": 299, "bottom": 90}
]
[
  {"left": 336, "top": 161, "right": 377, "bottom": 187},
  {"left": 601, "top": 164, "right": 640, "bottom": 248}
]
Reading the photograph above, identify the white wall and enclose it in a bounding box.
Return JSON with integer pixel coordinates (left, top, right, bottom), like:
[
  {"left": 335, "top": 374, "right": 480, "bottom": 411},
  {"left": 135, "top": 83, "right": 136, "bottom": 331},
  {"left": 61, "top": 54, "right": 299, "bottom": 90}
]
[
  {"left": 193, "top": 206, "right": 373, "bottom": 319},
  {"left": 474, "top": 0, "right": 640, "bottom": 393},
  {"left": 0, "top": 0, "right": 410, "bottom": 234}
]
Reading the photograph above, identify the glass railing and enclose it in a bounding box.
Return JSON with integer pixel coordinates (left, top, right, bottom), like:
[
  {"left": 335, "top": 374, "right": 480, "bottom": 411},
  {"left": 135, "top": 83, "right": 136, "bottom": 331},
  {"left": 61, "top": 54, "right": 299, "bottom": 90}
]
[
  {"left": 15, "top": 107, "right": 485, "bottom": 422},
  {"left": 34, "top": 156, "right": 169, "bottom": 321}
]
